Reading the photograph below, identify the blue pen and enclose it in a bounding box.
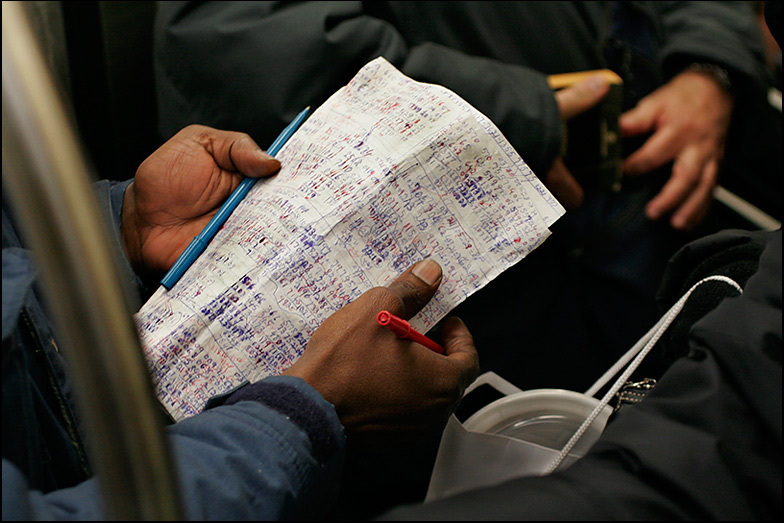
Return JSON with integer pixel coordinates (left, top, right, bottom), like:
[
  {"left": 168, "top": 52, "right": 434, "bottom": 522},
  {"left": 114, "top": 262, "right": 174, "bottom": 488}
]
[{"left": 160, "top": 106, "right": 311, "bottom": 289}]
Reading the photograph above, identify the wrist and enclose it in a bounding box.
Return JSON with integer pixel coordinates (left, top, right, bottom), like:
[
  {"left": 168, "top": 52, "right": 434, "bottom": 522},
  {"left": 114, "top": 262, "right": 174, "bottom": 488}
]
[
  {"left": 222, "top": 377, "right": 343, "bottom": 465},
  {"left": 120, "top": 182, "right": 144, "bottom": 272},
  {"left": 686, "top": 63, "right": 733, "bottom": 97}
]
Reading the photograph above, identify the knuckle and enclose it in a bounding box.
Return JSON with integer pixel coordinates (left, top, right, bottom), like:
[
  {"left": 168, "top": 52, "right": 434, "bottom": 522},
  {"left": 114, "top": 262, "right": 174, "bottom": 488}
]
[
  {"left": 394, "top": 277, "right": 423, "bottom": 297},
  {"left": 388, "top": 277, "right": 432, "bottom": 315},
  {"left": 365, "top": 286, "right": 402, "bottom": 311},
  {"left": 184, "top": 124, "right": 211, "bottom": 139},
  {"left": 182, "top": 123, "right": 204, "bottom": 133}
]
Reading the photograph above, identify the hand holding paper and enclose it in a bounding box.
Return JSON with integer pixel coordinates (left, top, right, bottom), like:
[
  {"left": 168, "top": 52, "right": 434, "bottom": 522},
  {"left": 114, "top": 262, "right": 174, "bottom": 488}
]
[{"left": 122, "top": 126, "right": 281, "bottom": 276}]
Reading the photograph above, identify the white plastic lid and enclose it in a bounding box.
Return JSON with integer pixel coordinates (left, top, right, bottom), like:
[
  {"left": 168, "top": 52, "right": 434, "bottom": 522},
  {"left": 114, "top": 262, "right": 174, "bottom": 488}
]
[{"left": 462, "top": 388, "right": 612, "bottom": 457}]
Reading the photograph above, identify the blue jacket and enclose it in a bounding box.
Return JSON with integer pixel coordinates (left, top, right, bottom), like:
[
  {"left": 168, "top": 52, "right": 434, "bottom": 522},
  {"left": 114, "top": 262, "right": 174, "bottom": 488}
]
[{"left": 2, "top": 180, "right": 345, "bottom": 520}]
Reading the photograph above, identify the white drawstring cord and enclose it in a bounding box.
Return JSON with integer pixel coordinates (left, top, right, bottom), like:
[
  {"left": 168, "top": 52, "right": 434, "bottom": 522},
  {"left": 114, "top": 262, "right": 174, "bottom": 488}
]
[{"left": 544, "top": 275, "right": 743, "bottom": 475}]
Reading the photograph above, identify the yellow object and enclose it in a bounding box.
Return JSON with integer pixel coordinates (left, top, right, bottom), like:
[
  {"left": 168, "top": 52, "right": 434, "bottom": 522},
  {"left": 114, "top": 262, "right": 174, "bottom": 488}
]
[{"left": 547, "top": 69, "right": 623, "bottom": 90}]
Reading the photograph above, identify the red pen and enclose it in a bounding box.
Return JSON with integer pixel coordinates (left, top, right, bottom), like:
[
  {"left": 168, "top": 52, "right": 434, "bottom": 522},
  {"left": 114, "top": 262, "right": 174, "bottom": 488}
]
[{"left": 377, "top": 310, "right": 445, "bottom": 354}]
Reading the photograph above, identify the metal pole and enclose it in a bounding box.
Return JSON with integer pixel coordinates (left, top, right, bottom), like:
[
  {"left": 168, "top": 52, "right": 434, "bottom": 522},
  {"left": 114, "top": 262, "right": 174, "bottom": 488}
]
[{"left": 2, "top": 2, "right": 183, "bottom": 519}]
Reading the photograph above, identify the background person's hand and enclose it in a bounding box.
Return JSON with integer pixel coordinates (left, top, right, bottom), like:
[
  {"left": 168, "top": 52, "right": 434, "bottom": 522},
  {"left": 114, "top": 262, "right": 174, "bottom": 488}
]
[
  {"left": 283, "top": 259, "right": 480, "bottom": 435},
  {"left": 121, "top": 125, "right": 281, "bottom": 274},
  {"left": 546, "top": 74, "right": 612, "bottom": 210},
  {"left": 620, "top": 69, "right": 733, "bottom": 230}
]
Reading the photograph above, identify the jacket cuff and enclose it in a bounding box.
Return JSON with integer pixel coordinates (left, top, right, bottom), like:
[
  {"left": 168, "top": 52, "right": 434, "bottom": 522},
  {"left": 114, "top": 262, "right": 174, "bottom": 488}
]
[
  {"left": 92, "top": 179, "right": 148, "bottom": 307},
  {"left": 221, "top": 375, "right": 344, "bottom": 465}
]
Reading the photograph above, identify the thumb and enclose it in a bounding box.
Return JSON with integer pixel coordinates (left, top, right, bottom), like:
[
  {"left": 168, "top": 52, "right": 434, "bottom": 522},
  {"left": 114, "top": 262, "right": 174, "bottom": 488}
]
[
  {"left": 202, "top": 127, "right": 282, "bottom": 178},
  {"left": 385, "top": 259, "right": 443, "bottom": 319},
  {"left": 226, "top": 134, "right": 282, "bottom": 178},
  {"left": 555, "top": 74, "right": 610, "bottom": 120}
]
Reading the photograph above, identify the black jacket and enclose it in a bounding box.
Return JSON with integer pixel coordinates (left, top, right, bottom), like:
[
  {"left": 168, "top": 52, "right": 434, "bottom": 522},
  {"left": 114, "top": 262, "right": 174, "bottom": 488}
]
[{"left": 381, "top": 227, "right": 781, "bottom": 519}]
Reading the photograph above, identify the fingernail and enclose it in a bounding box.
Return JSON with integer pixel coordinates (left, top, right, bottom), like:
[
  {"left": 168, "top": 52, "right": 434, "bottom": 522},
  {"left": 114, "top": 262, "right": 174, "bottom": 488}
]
[
  {"left": 587, "top": 75, "right": 608, "bottom": 92},
  {"left": 412, "top": 259, "right": 442, "bottom": 286},
  {"left": 257, "top": 149, "right": 275, "bottom": 160}
]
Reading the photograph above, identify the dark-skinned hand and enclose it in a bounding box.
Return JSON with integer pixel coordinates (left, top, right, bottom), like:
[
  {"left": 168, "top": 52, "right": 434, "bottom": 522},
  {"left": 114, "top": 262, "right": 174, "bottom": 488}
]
[
  {"left": 121, "top": 125, "right": 281, "bottom": 276},
  {"left": 284, "top": 259, "right": 480, "bottom": 435}
]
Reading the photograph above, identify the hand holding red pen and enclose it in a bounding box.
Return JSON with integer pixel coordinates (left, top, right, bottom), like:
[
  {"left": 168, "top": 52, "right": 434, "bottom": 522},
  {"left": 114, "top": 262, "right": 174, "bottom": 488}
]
[
  {"left": 283, "top": 259, "right": 479, "bottom": 435},
  {"left": 377, "top": 310, "right": 445, "bottom": 354}
]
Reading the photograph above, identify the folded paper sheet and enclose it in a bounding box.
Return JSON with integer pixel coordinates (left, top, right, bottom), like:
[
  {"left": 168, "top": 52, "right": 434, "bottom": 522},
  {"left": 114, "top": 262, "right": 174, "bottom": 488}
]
[{"left": 135, "top": 57, "right": 564, "bottom": 421}]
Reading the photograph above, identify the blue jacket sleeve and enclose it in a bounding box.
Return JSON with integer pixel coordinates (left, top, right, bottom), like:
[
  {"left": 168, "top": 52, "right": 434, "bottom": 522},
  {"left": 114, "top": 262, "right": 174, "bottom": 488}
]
[
  {"left": 91, "top": 178, "right": 152, "bottom": 307},
  {"left": 2, "top": 376, "right": 345, "bottom": 520}
]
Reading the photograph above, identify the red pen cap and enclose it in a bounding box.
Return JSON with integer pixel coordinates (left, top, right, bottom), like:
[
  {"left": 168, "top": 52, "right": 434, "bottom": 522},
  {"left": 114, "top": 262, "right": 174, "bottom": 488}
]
[
  {"left": 376, "top": 310, "right": 411, "bottom": 337},
  {"left": 377, "top": 310, "right": 445, "bottom": 354}
]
